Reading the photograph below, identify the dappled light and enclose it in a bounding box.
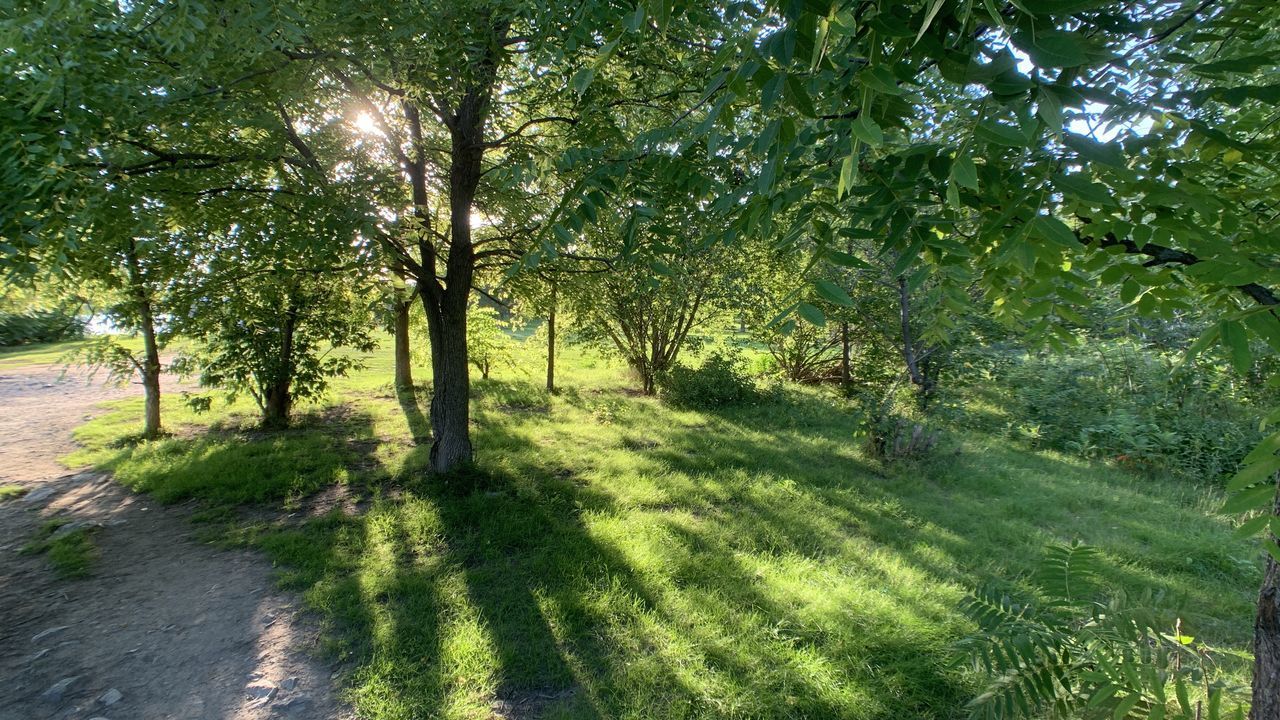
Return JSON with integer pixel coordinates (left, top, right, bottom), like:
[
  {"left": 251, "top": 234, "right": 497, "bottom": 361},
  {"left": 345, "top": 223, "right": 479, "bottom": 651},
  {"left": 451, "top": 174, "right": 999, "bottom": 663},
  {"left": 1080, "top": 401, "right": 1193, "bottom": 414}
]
[{"left": 4, "top": 0, "right": 1279, "bottom": 717}]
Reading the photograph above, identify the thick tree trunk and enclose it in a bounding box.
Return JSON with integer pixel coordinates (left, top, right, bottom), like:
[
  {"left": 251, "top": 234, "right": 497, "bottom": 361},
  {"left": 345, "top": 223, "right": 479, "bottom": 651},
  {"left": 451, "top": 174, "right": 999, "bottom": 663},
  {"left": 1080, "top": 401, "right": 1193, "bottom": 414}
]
[
  {"left": 424, "top": 293, "right": 472, "bottom": 473},
  {"left": 126, "top": 239, "right": 162, "bottom": 438},
  {"left": 393, "top": 293, "right": 414, "bottom": 392},
  {"left": 546, "top": 281, "right": 557, "bottom": 393},
  {"left": 263, "top": 381, "right": 292, "bottom": 428},
  {"left": 1252, "top": 488, "right": 1280, "bottom": 720}
]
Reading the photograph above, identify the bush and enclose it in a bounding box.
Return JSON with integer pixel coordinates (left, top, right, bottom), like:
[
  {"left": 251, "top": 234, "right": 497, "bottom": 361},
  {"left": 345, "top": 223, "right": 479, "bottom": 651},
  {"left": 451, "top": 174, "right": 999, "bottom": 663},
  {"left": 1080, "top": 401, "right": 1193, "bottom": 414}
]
[
  {"left": 970, "top": 341, "right": 1265, "bottom": 481},
  {"left": 846, "top": 383, "right": 940, "bottom": 459},
  {"left": 0, "top": 308, "right": 86, "bottom": 346},
  {"left": 658, "top": 350, "right": 757, "bottom": 409}
]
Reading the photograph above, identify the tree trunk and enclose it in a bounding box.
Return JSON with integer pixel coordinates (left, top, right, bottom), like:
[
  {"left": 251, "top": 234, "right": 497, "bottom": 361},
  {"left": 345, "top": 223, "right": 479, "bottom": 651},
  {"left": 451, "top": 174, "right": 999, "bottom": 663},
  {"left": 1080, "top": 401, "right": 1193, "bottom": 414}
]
[
  {"left": 546, "top": 281, "right": 557, "bottom": 393},
  {"left": 393, "top": 262, "right": 414, "bottom": 392},
  {"left": 263, "top": 306, "right": 297, "bottom": 429},
  {"left": 394, "top": 295, "right": 414, "bottom": 391},
  {"left": 140, "top": 321, "right": 162, "bottom": 439},
  {"left": 897, "top": 275, "right": 934, "bottom": 407},
  {"left": 418, "top": 79, "right": 493, "bottom": 474},
  {"left": 424, "top": 292, "right": 473, "bottom": 473},
  {"left": 840, "top": 321, "right": 851, "bottom": 384},
  {"left": 1252, "top": 488, "right": 1280, "bottom": 720},
  {"left": 125, "top": 239, "right": 162, "bottom": 438}
]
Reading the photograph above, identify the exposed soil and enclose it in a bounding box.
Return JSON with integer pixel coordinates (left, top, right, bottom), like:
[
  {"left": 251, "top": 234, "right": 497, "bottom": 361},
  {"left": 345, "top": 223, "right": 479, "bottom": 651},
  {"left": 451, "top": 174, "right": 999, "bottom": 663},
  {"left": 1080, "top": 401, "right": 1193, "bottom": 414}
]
[{"left": 0, "top": 362, "right": 352, "bottom": 720}]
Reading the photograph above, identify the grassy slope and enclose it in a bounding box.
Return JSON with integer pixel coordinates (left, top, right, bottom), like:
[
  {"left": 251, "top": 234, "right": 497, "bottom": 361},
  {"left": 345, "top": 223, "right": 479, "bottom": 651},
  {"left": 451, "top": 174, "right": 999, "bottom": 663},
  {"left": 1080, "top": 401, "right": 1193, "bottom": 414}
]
[{"left": 62, "top": 338, "right": 1259, "bottom": 719}]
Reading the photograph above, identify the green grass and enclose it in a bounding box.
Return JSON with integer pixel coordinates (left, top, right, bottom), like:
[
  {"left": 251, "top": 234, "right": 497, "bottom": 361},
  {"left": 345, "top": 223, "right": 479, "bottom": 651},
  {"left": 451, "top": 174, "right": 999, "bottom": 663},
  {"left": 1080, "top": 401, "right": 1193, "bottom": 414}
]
[
  {"left": 60, "top": 338, "right": 1260, "bottom": 719},
  {"left": 22, "top": 519, "right": 98, "bottom": 579},
  {"left": 0, "top": 484, "right": 28, "bottom": 502}
]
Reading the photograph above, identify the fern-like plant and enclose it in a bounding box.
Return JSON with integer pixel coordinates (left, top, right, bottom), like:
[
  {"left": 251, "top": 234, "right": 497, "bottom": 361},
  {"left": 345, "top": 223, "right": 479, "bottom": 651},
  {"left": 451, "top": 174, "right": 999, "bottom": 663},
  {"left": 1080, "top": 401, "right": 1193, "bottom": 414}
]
[{"left": 957, "top": 542, "right": 1248, "bottom": 720}]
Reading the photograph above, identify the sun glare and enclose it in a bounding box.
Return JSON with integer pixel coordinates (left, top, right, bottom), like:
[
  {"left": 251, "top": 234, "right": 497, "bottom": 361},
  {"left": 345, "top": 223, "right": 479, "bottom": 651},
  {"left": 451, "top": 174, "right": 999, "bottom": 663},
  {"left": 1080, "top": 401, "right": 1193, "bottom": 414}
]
[{"left": 352, "top": 111, "right": 381, "bottom": 136}]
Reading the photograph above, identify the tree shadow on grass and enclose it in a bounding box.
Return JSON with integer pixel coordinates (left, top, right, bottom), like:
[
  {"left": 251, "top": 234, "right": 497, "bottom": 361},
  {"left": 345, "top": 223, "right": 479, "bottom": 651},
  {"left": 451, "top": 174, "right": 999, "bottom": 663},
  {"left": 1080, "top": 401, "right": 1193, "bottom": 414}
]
[
  {"left": 396, "top": 385, "right": 432, "bottom": 445},
  {"left": 236, "top": 379, "right": 1254, "bottom": 719}
]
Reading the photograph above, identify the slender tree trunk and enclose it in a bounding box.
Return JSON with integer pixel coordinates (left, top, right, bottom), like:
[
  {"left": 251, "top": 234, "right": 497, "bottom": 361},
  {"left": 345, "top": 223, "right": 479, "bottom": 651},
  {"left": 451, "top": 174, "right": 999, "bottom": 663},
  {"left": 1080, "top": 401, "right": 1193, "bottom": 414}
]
[
  {"left": 1253, "top": 487, "right": 1280, "bottom": 720},
  {"left": 840, "top": 321, "right": 852, "bottom": 384},
  {"left": 546, "top": 280, "right": 557, "bottom": 393},
  {"left": 125, "top": 239, "right": 162, "bottom": 438},
  {"left": 394, "top": 298, "right": 414, "bottom": 390},
  {"left": 263, "top": 306, "right": 297, "bottom": 429},
  {"left": 393, "top": 263, "right": 415, "bottom": 392},
  {"left": 139, "top": 308, "right": 162, "bottom": 439},
  {"left": 897, "top": 275, "right": 934, "bottom": 406}
]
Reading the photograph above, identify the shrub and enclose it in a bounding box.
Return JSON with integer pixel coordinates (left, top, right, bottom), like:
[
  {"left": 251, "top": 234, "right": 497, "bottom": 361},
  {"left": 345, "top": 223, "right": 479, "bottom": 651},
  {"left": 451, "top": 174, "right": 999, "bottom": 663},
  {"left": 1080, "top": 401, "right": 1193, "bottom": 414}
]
[
  {"left": 0, "top": 308, "right": 86, "bottom": 346},
  {"left": 847, "top": 383, "right": 940, "bottom": 459},
  {"left": 970, "top": 341, "right": 1265, "bottom": 481},
  {"left": 658, "top": 350, "right": 756, "bottom": 409}
]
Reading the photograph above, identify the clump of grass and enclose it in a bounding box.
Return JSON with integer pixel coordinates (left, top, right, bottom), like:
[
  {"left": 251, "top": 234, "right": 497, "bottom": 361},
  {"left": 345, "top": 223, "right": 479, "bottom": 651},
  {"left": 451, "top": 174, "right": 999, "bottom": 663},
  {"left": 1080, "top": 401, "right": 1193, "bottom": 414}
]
[
  {"left": 22, "top": 519, "right": 98, "bottom": 579},
  {"left": 0, "top": 484, "right": 28, "bottom": 502}
]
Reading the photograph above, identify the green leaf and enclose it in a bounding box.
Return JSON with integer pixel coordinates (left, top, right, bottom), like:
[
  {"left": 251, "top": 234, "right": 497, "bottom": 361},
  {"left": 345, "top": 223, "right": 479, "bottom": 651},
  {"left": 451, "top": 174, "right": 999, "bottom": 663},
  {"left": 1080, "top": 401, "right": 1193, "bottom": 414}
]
[
  {"left": 1226, "top": 455, "right": 1280, "bottom": 492},
  {"left": 1037, "top": 88, "right": 1064, "bottom": 132},
  {"left": 975, "top": 120, "right": 1028, "bottom": 147},
  {"left": 838, "top": 152, "right": 856, "bottom": 198},
  {"left": 784, "top": 74, "right": 817, "bottom": 118},
  {"left": 1112, "top": 693, "right": 1140, "bottom": 720},
  {"left": 1063, "top": 134, "right": 1127, "bottom": 168},
  {"left": 826, "top": 250, "right": 870, "bottom": 268},
  {"left": 1013, "top": 29, "right": 1090, "bottom": 68},
  {"left": 1223, "top": 482, "right": 1276, "bottom": 514},
  {"left": 1030, "top": 215, "right": 1078, "bottom": 249},
  {"left": 1054, "top": 172, "right": 1114, "bottom": 206},
  {"left": 851, "top": 114, "right": 884, "bottom": 147},
  {"left": 951, "top": 155, "right": 979, "bottom": 190},
  {"left": 1221, "top": 319, "right": 1252, "bottom": 373},
  {"left": 571, "top": 67, "right": 595, "bottom": 95},
  {"left": 797, "top": 302, "right": 826, "bottom": 326},
  {"left": 1235, "top": 514, "right": 1273, "bottom": 539},
  {"left": 814, "top": 279, "right": 853, "bottom": 306},
  {"left": 1243, "top": 431, "right": 1280, "bottom": 465}
]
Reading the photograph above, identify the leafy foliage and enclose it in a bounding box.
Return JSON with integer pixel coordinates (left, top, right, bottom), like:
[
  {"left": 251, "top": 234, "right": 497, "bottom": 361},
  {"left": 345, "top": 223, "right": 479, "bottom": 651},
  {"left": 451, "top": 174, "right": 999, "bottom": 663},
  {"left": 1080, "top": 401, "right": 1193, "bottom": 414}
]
[
  {"left": 173, "top": 273, "right": 377, "bottom": 427},
  {"left": 0, "top": 307, "right": 85, "bottom": 346},
  {"left": 973, "top": 340, "right": 1267, "bottom": 480},
  {"left": 959, "top": 542, "right": 1248, "bottom": 720},
  {"left": 658, "top": 349, "right": 757, "bottom": 410}
]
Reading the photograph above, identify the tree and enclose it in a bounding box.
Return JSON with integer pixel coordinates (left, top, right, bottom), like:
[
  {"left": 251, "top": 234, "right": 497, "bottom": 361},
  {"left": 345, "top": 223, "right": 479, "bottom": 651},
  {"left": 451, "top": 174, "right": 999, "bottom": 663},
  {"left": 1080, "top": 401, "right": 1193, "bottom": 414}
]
[
  {"left": 569, "top": 155, "right": 743, "bottom": 394},
  {"left": 175, "top": 269, "right": 377, "bottom": 429},
  {"left": 678, "top": 0, "right": 1280, "bottom": 711}
]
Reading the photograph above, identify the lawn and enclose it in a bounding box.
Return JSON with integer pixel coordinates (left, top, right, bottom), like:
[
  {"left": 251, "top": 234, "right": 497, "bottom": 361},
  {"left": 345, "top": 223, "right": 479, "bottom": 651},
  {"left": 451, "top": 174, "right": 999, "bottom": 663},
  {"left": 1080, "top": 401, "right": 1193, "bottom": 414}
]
[{"left": 63, "top": 338, "right": 1260, "bottom": 719}]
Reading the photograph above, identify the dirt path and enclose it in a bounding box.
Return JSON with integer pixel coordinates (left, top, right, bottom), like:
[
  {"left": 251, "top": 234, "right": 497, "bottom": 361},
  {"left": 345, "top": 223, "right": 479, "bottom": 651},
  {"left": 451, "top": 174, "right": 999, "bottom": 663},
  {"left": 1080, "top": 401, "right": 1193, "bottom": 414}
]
[{"left": 0, "top": 362, "right": 351, "bottom": 720}]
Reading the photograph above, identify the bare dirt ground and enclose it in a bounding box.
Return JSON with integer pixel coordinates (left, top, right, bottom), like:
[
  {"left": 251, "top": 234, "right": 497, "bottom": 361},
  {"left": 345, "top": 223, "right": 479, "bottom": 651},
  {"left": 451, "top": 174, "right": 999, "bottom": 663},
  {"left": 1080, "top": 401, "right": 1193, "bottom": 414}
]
[{"left": 0, "top": 362, "right": 352, "bottom": 720}]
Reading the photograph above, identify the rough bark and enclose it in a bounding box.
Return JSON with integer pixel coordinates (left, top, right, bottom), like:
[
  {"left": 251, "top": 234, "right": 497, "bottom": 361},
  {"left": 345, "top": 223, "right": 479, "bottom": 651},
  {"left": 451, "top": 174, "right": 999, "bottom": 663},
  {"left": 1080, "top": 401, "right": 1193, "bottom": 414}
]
[
  {"left": 424, "top": 292, "right": 473, "bottom": 473},
  {"left": 1253, "top": 488, "right": 1280, "bottom": 720},
  {"left": 546, "top": 281, "right": 557, "bottom": 393},
  {"left": 418, "top": 70, "right": 493, "bottom": 474}
]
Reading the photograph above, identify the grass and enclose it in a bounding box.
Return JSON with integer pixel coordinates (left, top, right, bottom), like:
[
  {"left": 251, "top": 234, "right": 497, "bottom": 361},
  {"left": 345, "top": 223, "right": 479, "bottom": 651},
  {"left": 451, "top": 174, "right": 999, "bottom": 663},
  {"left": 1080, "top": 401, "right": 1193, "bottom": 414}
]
[
  {"left": 56, "top": 337, "right": 1260, "bottom": 719},
  {"left": 0, "top": 484, "right": 28, "bottom": 502},
  {"left": 22, "top": 519, "right": 98, "bottom": 579}
]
